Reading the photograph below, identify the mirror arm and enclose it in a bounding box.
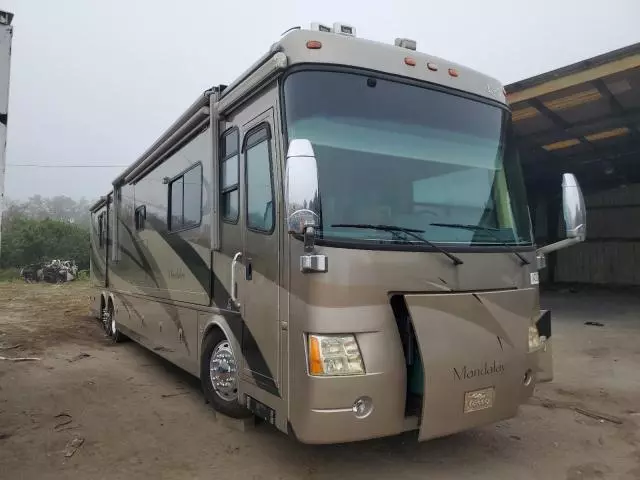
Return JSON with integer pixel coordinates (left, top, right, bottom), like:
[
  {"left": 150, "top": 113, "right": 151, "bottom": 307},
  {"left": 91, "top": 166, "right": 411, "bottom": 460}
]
[
  {"left": 537, "top": 237, "right": 581, "bottom": 256},
  {"left": 303, "top": 226, "right": 316, "bottom": 253}
]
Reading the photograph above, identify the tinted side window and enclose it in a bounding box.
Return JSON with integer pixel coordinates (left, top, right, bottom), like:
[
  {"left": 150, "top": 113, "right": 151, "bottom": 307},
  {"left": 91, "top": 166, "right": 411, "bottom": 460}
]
[
  {"left": 168, "top": 164, "right": 202, "bottom": 231},
  {"left": 135, "top": 205, "right": 146, "bottom": 231},
  {"left": 245, "top": 127, "right": 274, "bottom": 233},
  {"left": 220, "top": 129, "right": 239, "bottom": 222},
  {"left": 98, "top": 213, "right": 105, "bottom": 247},
  {"left": 169, "top": 176, "right": 184, "bottom": 230},
  {"left": 183, "top": 166, "right": 202, "bottom": 227}
]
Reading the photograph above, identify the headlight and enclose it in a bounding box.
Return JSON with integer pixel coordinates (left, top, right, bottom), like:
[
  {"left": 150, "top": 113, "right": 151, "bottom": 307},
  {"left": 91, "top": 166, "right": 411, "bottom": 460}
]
[
  {"left": 528, "top": 325, "right": 542, "bottom": 352},
  {"left": 308, "top": 334, "right": 365, "bottom": 376}
]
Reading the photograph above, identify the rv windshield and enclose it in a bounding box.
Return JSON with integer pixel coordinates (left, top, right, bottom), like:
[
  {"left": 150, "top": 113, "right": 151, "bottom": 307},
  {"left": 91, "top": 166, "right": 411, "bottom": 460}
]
[{"left": 282, "top": 70, "right": 533, "bottom": 248}]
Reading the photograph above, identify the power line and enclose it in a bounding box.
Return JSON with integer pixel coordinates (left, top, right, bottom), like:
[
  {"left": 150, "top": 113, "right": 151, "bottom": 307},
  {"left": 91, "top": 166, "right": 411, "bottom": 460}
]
[{"left": 6, "top": 164, "right": 128, "bottom": 168}]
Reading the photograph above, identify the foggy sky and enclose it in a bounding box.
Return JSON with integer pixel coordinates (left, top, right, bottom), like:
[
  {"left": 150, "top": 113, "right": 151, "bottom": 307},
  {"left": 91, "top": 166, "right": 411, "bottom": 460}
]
[{"left": 2, "top": 0, "right": 639, "bottom": 201}]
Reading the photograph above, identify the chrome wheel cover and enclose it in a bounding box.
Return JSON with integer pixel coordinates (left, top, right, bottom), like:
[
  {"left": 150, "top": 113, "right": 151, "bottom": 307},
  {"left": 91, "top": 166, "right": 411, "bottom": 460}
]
[
  {"left": 102, "top": 308, "right": 111, "bottom": 331},
  {"left": 209, "top": 340, "right": 238, "bottom": 402}
]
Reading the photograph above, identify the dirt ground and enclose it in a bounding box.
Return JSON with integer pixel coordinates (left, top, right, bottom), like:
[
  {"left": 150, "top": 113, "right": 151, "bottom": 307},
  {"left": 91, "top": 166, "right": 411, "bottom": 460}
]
[{"left": 0, "top": 282, "right": 639, "bottom": 480}]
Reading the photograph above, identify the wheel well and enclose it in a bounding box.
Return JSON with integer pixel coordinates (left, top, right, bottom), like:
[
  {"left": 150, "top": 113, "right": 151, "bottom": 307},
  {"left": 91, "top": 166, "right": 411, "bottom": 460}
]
[
  {"left": 200, "top": 325, "right": 223, "bottom": 374},
  {"left": 201, "top": 325, "right": 222, "bottom": 355},
  {"left": 100, "top": 295, "right": 106, "bottom": 312}
]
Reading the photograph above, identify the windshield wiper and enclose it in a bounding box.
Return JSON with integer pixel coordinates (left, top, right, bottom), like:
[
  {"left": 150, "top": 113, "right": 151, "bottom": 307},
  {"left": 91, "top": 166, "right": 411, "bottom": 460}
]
[
  {"left": 430, "top": 222, "right": 530, "bottom": 266},
  {"left": 331, "top": 223, "right": 463, "bottom": 266}
]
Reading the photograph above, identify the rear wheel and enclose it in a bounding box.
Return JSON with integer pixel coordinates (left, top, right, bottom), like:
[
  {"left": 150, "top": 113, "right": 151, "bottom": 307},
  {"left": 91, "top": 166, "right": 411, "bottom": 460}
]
[
  {"left": 101, "top": 303, "right": 110, "bottom": 331},
  {"left": 201, "top": 329, "right": 251, "bottom": 419},
  {"left": 99, "top": 298, "right": 106, "bottom": 323},
  {"left": 104, "top": 302, "right": 124, "bottom": 343}
]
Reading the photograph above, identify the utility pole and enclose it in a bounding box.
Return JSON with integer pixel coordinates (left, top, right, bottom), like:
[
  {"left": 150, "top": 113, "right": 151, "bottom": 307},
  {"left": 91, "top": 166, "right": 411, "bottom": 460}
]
[{"left": 0, "top": 10, "right": 14, "bottom": 259}]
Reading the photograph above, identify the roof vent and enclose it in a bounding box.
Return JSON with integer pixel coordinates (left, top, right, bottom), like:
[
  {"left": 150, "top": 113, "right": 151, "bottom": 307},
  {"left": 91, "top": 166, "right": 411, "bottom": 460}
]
[
  {"left": 395, "top": 38, "right": 417, "bottom": 50},
  {"left": 310, "top": 22, "right": 332, "bottom": 33},
  {"left": 0, "top": 10, "right": 14, "bottom": 26},
  {"left": 333, "top": 22, "right": 356, "bottom": 36}
]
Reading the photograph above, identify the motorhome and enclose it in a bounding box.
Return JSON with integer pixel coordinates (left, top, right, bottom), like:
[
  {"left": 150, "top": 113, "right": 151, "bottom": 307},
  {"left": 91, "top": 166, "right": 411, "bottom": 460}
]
[{"left": 89, "top": 22, "right": 587, "bottom": 444}]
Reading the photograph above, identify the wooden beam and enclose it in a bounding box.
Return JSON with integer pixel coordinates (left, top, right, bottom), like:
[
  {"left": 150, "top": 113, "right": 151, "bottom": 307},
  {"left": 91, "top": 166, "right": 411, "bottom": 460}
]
[{"left": 507, "top": 54, "right": 640, "bottom": 105}]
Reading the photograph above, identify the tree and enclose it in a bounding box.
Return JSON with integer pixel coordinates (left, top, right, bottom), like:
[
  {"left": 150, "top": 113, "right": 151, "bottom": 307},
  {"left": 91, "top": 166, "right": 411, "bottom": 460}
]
[
  {"left": 0, "top": 217, "right": 90, "bottom": 270},
  {"left": 2, "top": 195, "right": 94, "bottom": 229}
]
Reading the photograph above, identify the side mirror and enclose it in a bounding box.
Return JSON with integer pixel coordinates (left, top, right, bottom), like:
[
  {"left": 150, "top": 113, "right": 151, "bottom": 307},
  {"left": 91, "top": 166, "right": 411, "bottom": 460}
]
[
  {"left": 537, "top": 173, "right": 587, "bottom": 257},
  {"left": 562, "top": 173, "right": 586, "bottom": 240},
  {"left": 284, "top": 139, "right": 327, "bottom": 273},
  {"left": 285, "top": 139, "right": 321, "bottom": 237}
]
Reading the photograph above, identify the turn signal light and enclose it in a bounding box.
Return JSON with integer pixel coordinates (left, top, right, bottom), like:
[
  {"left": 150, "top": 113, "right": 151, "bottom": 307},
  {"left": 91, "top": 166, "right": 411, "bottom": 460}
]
[
  {"left": 309, "top": 335, "right": 324, "bottom": 374},
  {"left": 306, "top": 40, "right": 322, "bottom": 49},
  {"left": 307, "top": 334, "right": 365, "bottom": 376}
]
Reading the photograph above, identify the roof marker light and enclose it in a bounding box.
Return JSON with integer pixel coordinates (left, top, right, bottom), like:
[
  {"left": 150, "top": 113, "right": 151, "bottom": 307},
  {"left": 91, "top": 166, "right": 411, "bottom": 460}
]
[
  {"left": 306, "top": 40, "right": 322, "bottom": 49},
  {"left": 405, "top": 57, "right": 416, "bottom": 66},
  {"left": 427, "top": 62, "right": 438, "bottom": 71},
  {"left": 448, "top": 68, "right": 459, "bottom": 77}
]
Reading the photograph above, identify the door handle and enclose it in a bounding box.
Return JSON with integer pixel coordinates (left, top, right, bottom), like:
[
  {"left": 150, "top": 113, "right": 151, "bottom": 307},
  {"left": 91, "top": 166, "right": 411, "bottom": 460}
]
[{"left": 230, "top": 252, "right": 243, "bottom": 308}]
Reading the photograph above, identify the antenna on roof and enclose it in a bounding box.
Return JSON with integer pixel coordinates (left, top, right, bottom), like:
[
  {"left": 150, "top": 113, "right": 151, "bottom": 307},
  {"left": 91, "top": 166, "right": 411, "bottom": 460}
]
[{"left": 281, "top": 26, "right": 301, "bottom": 36}]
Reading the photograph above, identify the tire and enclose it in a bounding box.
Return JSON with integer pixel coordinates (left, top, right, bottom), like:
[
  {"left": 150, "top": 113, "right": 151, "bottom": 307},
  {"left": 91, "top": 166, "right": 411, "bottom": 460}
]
[
  {"left": 105, "top": 302, "right": 124, "bottom": 343},
  {"left": 99, "top": 299, "right": 106, "bottom": 323},
  {"left": 201, "top": 329, "right": 252, "bottom": 419},
  {"left": 101, "top": 303, "right": 110, "bottom": 331}
]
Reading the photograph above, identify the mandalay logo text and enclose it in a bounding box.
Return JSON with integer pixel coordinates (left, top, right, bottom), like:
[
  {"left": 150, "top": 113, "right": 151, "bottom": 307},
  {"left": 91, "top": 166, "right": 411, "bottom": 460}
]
[{"left": 453, "top": 361, "right": 505, "bottom": 381}]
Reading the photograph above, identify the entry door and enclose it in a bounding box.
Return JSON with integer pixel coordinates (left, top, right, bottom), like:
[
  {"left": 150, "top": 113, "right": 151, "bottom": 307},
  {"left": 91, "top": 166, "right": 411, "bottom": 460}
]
[
  {"left": 105, "top": 196, "right": 112, "bottom": 287},
  {"left": 239, "top": 110, "right": 280, "bottom": 396}
]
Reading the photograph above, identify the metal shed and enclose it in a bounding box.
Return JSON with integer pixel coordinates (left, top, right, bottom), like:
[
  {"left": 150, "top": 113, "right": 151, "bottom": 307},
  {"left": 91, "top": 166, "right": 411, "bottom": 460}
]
[{"left": 506, "top": 42, "right": 640, "bottom": 286}]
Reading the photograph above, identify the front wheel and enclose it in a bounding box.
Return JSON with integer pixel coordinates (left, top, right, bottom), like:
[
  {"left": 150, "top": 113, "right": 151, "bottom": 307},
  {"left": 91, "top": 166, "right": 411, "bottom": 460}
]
[{"left": 201, "top": 329, "right": 252, "bottom": 419}]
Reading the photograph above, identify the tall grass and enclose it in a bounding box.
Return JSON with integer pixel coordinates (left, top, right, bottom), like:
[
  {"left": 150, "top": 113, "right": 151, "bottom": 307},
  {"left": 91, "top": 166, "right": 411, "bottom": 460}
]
[{"left": 0, "top": 268, "right": 20, "bottom": 282}]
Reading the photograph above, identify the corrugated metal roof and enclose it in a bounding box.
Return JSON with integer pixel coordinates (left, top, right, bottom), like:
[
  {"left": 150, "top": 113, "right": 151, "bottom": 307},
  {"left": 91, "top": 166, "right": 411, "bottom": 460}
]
[{"left": 506, "top": 43, "right": 640, "bottom": 193}]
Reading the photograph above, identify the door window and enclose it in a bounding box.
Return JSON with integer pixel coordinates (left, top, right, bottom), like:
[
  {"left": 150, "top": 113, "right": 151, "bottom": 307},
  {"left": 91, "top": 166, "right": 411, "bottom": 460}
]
[
  {"left": 220, "top": 128, "right": 240, "bottom": 222},
  {"left": 244, "top": 126, "right": 274, "bottom": 233}
]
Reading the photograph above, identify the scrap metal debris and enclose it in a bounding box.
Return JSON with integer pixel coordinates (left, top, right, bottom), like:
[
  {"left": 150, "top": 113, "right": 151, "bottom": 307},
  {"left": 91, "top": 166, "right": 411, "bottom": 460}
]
[
  {"left": 0, "top": 356, "right": 41, "bottom": 362},
  {"left": 63, "top": 436, "right": 85, "bottom": 458},
  {"left": 584, "top": 321, "right": 605, "bottom": 327},
  {"left": 161, "top": 392, "right": 189, "bottom": 398},
  {"left": 20, "top": 259, "right": 78, "bottom": 284},
  {"left": 530, "top": 396, "right": 624, "bottom": 425},
  {"left": 574, "top": 408, "right": 623, "bottom": 425}
]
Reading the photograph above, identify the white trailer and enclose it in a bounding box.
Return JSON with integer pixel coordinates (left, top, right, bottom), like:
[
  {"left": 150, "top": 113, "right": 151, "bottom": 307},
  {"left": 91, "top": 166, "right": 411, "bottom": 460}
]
[{"left": 0, "top": 9, "right": 13, "bottom": 259}]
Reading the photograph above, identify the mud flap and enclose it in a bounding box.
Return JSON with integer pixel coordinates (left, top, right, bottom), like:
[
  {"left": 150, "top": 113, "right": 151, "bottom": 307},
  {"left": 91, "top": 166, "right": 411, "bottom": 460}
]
[
  {"left": 535, "top": 310, "right": 553, "bottom": 382},
  {"left": 405, "top": 289, "right": 535, "bottom": 441}
]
